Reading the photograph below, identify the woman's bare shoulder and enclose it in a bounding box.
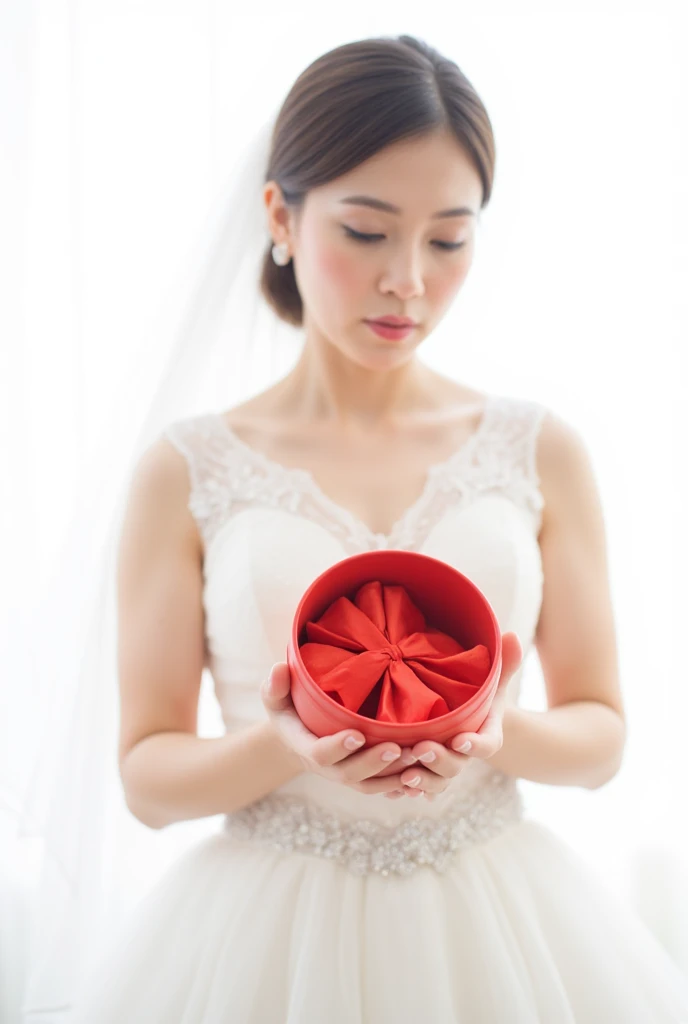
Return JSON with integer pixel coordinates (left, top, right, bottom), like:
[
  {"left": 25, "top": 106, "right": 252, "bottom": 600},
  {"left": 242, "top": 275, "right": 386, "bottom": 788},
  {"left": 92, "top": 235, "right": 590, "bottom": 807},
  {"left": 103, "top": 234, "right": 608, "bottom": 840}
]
[
  {"left": 128, "top": 435, "right": 203, "bottom": 560},
  {"left": 534, "top": 405, "right": 597, "bottom": 535}
]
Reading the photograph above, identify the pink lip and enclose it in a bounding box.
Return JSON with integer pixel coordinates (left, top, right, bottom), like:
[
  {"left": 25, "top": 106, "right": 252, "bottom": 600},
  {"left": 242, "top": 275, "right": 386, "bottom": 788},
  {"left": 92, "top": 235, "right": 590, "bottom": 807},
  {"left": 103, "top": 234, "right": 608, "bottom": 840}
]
[
  {"left": 365, "top": 321, "right": 416, "bottom": 341},
  {"left": 366, "top": 317, "right": 418, "bottom": 327}
]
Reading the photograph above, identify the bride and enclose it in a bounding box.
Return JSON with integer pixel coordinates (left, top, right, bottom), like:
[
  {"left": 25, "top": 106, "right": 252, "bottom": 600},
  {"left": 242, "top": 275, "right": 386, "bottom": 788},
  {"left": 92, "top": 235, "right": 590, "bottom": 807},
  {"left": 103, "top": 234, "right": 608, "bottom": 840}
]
[{"left": 18, "top": 32, "right": 688, "bottom": 1023}]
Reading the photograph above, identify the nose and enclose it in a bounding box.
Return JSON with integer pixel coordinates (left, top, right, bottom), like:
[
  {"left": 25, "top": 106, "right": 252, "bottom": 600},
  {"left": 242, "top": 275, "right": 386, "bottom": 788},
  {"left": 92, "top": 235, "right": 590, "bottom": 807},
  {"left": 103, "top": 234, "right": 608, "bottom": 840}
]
[{"left": 379, "top": 248, "right": 426, "bottom": 300}]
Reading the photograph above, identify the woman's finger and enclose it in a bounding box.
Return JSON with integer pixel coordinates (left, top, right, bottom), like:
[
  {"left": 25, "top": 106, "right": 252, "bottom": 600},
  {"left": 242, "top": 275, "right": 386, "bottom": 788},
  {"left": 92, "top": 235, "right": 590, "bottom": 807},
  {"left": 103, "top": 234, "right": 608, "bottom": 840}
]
[
  {"left": 260, "top": 665, "right": 407, "bottom": 781},
  {"left": 500, "top": 631, "right": 524, "bottom": 679},
  {"left": 384, "top": 787, "right": 437, "bottom": 800},
  {"left": 449, "top": 683, "right": 508, "bottom": 759},
  {"left": 356, "top": 770, "right": 440, "bottom": 796},
  {"left": 261, "top": 664, "right": 336, "bottom": 753},
  {"left": 396, "top": 766, "right": 454, "bottom": 794}
]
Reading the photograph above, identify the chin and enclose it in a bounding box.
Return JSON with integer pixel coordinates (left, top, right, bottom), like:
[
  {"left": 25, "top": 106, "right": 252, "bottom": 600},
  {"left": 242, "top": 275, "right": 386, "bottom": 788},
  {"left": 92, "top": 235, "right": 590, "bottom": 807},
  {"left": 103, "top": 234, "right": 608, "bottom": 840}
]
[{"left": 326, "top": 324, "right": 419, "bottom": 367}]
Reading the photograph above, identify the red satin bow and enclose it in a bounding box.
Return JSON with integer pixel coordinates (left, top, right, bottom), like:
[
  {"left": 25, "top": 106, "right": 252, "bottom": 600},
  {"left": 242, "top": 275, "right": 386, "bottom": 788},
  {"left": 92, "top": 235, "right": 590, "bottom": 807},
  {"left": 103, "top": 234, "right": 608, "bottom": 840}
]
[{"left": 299, "top": 580, "right": 490, "bottom": 723}]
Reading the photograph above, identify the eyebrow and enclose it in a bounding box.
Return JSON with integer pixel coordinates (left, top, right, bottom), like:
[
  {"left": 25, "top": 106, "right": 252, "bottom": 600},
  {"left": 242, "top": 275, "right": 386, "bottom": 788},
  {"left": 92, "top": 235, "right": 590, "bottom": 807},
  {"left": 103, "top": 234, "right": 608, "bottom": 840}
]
[{"left": 338, "top": 195, "right": 476, "bottom": 219}]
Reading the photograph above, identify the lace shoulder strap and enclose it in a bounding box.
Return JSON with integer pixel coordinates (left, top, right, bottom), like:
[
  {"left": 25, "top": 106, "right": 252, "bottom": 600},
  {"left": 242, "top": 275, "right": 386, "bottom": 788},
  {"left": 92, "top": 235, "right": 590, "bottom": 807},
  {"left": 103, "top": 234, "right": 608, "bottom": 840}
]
[
  {"left": 161, "top": 413, "right": 233, "bottom": 551},
  {"left": 473, "top": 394, "right": 548, "bottom": 528},
  {"left": 482, "top": 394, "right": 547, "bottom": 474},
  {"left": 162, "top": 411, "right": 346, "bottom": 554}
]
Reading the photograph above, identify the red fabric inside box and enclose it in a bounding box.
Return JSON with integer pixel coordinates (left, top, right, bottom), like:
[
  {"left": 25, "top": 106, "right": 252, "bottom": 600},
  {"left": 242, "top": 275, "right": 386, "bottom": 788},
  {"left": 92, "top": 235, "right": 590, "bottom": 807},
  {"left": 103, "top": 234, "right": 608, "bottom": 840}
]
[{"left": 299, "top": 580, "right": 490, "bottom": 723}]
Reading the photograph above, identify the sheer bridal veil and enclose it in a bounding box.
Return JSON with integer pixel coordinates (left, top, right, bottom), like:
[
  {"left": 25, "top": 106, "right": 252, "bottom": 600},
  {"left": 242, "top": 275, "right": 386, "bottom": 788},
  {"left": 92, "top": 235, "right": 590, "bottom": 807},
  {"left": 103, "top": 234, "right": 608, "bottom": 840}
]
[{"left": 11, "top": 103, "right": 301, "bottom": 1020}]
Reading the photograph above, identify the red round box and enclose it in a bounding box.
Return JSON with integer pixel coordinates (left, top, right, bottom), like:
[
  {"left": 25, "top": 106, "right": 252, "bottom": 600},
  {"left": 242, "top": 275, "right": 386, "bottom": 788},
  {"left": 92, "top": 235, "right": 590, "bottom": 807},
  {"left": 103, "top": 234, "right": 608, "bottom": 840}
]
[{"left": 286, "top": 550, "right": 502, "bottom": 748}]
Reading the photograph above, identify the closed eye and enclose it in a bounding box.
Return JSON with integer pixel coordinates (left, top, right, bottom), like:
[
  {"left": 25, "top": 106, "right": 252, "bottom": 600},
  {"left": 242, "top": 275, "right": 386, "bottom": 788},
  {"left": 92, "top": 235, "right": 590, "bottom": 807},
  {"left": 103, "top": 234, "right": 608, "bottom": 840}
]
[{"left": 342, "top": 226, "right": 466, "bottom": 251}]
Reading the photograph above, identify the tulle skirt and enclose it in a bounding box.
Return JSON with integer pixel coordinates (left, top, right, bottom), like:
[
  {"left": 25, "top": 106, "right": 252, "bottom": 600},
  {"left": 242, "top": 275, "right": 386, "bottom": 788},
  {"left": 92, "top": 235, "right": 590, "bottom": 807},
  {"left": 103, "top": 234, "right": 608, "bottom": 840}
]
[{"left": 71, "top": 817, "right": 688, "bottom": 1023}]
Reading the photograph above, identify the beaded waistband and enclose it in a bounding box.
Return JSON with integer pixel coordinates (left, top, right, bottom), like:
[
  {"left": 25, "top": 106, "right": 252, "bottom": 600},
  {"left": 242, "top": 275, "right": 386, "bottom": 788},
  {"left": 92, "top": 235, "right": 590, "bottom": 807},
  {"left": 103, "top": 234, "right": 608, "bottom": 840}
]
[{"left": 223, "top": 771, "right": 525, "bottom": 877}]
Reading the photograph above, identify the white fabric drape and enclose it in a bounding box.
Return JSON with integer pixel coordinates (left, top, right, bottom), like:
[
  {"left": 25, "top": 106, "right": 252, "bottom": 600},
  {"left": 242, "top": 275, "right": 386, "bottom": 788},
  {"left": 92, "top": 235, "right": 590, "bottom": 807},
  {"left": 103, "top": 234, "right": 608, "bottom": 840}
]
[{"left": 2, "top": 2, "right": 687, "bottom": 1021}]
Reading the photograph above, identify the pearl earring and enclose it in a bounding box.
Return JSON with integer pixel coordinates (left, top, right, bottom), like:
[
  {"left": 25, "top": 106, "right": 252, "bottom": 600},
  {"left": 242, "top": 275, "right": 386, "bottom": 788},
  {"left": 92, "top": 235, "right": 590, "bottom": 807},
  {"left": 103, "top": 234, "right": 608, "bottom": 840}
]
[{"left": 271, "top": 242, "right": 291, "bottom": 266}]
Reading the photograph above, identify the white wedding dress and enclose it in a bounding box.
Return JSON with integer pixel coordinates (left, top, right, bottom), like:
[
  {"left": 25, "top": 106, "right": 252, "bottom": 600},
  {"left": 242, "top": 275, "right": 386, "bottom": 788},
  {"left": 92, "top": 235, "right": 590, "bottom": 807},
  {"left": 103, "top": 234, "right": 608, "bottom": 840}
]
[{"left": 71, "top": 392, "right": 688, "bottom": 1023}]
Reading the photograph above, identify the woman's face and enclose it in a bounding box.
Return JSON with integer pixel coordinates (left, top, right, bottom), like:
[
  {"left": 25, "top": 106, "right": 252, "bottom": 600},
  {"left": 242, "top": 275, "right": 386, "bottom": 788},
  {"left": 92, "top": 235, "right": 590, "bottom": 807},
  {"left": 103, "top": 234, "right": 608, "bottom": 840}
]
[{"left": 264, "top": 128, "right": 484, "bottom": 369}]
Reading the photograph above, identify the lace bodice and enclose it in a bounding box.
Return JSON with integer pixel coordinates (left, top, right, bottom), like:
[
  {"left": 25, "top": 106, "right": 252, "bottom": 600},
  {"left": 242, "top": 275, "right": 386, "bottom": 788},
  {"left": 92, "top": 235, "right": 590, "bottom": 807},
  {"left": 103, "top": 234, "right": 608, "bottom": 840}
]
[
  {"left": 167, "top": 393, "right": 545, "bottom": 556},
  {"left": 162, "top": 393, "right": 547, "bottom": 872}
]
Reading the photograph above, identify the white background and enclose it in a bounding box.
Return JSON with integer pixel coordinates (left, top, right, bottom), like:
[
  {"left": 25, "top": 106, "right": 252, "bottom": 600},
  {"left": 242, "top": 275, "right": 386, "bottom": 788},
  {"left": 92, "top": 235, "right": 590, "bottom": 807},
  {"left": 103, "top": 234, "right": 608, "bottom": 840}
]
[{"left": 1, "top": 0, "right": 687, "bottom": 1019}]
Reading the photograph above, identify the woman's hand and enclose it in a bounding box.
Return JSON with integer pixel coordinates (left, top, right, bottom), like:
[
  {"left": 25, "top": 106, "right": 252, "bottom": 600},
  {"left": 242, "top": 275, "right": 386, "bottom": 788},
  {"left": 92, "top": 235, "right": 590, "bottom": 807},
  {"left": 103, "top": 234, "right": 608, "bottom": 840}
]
[
  {"left": 260, "top": 662, "right": 411, "bottom": 796},
  {"left": 382, "top": 632, "right": 524, "bottom": 801}
]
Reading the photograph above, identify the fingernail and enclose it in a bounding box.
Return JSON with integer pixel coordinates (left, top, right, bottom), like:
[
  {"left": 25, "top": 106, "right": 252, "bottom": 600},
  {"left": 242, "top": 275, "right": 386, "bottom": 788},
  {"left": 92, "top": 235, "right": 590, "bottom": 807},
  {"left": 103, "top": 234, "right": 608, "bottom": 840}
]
[
  {"left": 381, "top": 751, "right": 400, "bottom": 762},
  {"left": 418, "top": 751, "right": 436, "bottom": 762},
  {"left": 406, "top": 775, "right": 421, "bottom": 787},
  {"left": 456, "top": 740, "right": 472, "bottom": 753},
  {"left": 344, "top": 736, "right": 364, "bottom": 750}
]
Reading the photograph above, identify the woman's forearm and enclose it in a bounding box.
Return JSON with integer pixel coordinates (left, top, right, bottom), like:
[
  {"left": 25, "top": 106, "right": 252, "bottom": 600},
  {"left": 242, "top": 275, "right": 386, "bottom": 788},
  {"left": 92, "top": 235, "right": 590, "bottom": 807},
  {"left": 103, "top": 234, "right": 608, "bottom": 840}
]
[
  {"left": 486, "top": 700, "right": 627, "bottom": 789},
  {"left": 120, "top": 721, "right": 306, "bottom": 830}
]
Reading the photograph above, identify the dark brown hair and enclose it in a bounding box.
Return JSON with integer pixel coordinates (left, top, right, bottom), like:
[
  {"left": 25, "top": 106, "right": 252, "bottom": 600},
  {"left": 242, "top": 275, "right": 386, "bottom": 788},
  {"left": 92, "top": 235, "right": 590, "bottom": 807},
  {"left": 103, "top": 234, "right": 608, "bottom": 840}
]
[{"left": 259, "top": 34, "right": 496, "bottom": 327}]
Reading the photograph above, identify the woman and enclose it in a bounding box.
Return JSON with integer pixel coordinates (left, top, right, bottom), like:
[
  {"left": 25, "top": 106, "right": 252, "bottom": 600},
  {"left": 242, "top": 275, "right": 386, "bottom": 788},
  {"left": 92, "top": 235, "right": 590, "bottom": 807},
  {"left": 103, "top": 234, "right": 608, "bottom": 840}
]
[{"left": 69, "top": 34, "right": 688, "bottom": 1023}]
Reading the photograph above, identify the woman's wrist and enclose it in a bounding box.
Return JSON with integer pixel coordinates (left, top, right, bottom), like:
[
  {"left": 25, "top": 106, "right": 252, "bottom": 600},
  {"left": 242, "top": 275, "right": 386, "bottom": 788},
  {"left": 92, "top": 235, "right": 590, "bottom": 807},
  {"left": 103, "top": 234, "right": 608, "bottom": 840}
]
[
  {"left": 263, "top": 719, "right": 307, "bottom": 778},
  {"left": 483, "top": 701, "right": 626, "bottom": 788},
  {"left": 482, "top": 704, "right": 519, "bottom": 775}
]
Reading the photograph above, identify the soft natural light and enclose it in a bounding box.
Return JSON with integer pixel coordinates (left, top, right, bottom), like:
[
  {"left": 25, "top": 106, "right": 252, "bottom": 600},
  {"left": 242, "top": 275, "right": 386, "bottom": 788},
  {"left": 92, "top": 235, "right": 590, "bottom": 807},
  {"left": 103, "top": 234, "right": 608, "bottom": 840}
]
[{"left": 1, "top": 2, "right": 687, "bottom": 1021}]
